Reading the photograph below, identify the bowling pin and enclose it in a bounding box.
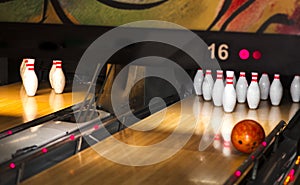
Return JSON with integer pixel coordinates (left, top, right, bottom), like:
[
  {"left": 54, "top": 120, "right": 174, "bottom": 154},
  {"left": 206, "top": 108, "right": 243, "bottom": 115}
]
[
  {"left": 236, "top": 72, "right": 248, "bottom": 103},
  {"left": 202, "top": 70, "right": 214, "bottom": 101},
  {"left": 270, "top": 74, "right": 283, "bottom": 106},
  {"left": 49, "top": 60, "right": 58, "bottom": 88},
  {"left": 233, "top": 72, "right": 236, "bottom": 87},
  {"left": 290, "top": 75, "right": 300, "bottom": 103},
  {"left": 212, "top": 70, "right": 224, "bottom": 106},
  {"left": 20, "top": 58, "right": 29, "bottom": 80},
  {"left": 222, "top": 71, "right": 236, "bottom": 113},
  {"left": 259, "top": 73, "right": 270, "bottom": 100},
  {"left": 193, "top": 68, "right": 204, "bottom": 95},
  {"left": 23, "top": 59, "right": 38, "bottom": 96},
  {"left": 247, "top": 72, "right": 260, "bottom": 109},
  {"left": 52, "top": 60, "right": 66, "bottom": 94}
]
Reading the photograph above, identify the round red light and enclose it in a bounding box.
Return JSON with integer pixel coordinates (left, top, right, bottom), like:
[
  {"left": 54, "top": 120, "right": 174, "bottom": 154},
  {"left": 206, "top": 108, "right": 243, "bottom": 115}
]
[
  {"left": 9, "top": 163, "right": 16, "bottom": 169},
  {"left": 235, "top": 170, "right": 241, "bottom": 177},
  {"left": 253, "top": 50, "right": 262, "bottom": 60},
  {"left": 41, "top": 148, "right": 48, "bottom": 153},
  {"left": 7, "top": 130, "right": 12, "bottom": 135},
  {"left": 94, "top": 125, "right": 99, "bottom": 130},
  {"left": 70, "top": 135, "right": 75, "bottom": 141},
  {"left": 239, "top": 49, "right": 250, "bottom": 60}
]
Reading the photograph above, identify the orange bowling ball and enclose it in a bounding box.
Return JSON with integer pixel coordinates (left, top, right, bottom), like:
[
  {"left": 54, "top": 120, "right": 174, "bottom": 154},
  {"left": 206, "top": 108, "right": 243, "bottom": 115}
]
[{"left": 231, "top": 119, "right": 265, "bottom": 154}]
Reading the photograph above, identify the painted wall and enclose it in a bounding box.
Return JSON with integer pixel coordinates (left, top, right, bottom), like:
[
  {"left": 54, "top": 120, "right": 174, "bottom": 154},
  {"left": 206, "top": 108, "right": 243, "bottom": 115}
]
[{"left": 0, "top": 0, "right": 299, "bottom": 35}]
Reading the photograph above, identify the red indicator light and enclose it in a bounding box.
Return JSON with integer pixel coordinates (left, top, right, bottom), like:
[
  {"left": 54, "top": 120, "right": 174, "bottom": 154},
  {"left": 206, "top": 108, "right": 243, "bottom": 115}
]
[
  {"left": 94, "top": 125, "right": 99, "bottom": 130},
  {"left": 239, "top": 49, "right": 250, "bottom": 60},
  {"left": 41, "top": 148, "right": 48, "bottom": 153},
  {"left": 262, "top": 141, "right": 267, "bottom": 147},
  {"left": 253, "top": 50, "right": 262, "bottom": 60},
  {"left": 251, "top": 155, "right": 255, "bottom": 160},
  {"left": 7, "top": 130, "right": 12, "bottom": 135},
  {"left": 9, "top": 163, "right": 15, "bottom": 169},
  {"left": 235, "top": 170, "right": 241, "bottom": 177},
  {"left": 70, "top": 135, "right": 75, "bottom": 141}
]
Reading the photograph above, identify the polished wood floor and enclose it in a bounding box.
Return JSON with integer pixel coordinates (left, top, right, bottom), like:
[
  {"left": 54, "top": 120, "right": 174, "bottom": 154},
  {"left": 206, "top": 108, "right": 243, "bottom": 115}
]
[
  {"left": 0, "top": 82, "right": 85, "bottom": 132},
  {"left": 21, "top": 95, "right": 299, "bottom": 185}
]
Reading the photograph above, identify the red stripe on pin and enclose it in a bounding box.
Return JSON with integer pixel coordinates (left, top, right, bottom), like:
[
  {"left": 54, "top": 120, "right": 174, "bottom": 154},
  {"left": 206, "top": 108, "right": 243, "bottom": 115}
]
[
  {"left": 56, "top": 66, "right": 62, "bottom": 68},
  {"left": 28, "top": 68, "right": 34, "bottom": 70},
  {"left": 26, "top": 64, "right": 34, "bottom": 67}
]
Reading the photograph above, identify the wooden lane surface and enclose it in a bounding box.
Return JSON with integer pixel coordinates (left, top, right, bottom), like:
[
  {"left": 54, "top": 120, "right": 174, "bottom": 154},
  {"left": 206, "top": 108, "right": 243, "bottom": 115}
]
[
  {"left": 21, "top": 95, "right": 298, "bottom": 185},
  {"left": 0, "top": 82, "right": 85, "bottom": 132}
]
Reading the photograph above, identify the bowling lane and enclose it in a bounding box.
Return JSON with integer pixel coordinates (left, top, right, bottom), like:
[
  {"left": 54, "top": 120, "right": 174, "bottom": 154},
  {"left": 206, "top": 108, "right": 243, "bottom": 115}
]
[
  {"left": 21, "top": 95, "right": 297, "bottom": 185},
  {"left": 0, "top": 82, "right": 84, "bottom": 132}
]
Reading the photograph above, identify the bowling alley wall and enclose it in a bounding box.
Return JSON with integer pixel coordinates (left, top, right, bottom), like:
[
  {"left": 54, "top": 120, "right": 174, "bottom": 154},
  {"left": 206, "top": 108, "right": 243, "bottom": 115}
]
[
  {"left": 0, "top": 0, "right": 300, "bottom": 35},
  {"left": 0, "top": 0, "right": 300, "bottom": 84}
]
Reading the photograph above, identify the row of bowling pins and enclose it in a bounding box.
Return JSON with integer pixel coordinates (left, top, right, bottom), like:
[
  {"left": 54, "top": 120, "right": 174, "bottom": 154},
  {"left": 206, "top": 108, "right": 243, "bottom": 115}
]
[
  {"left": 20, "top": 59, "right": 66, "bottom": 96},
  {"left": 193, "top": 69, "right": 286, "bottom": 113}
]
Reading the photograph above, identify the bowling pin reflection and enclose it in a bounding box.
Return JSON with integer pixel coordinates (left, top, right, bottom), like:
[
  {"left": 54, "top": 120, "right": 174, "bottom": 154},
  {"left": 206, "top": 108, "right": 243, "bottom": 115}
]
[
  {"left": 49, "top": 89, "right": 65, "bottom": 111},
  {"left": 192, "top": 96, "right": 202, "bottom": 121},
  {"left": 289, "top": 103, "right": 300, "bottom": 121},
  {"left": 221, "top": 113, "right": 234, "bottom": 156},
  {"left": 234, "top": 103, "right": 247, "bottom": 123},
  {"left": 211, "top": 107, "right": 223, "bottom": 150},
  {"left": 268, "top": 106, "right": 281, "bottom": 129},
  {"left": 198, "top": 101, "right": 213, "bottom": 151},
  {"left": 198, "top": 106, "right": 222, "bottom": 151},
  {"left": 20, "top": 86, "right": 37, "bottom": 122},
  {"left": 247, "top": 109, "right": 258, "bottom": 122}
]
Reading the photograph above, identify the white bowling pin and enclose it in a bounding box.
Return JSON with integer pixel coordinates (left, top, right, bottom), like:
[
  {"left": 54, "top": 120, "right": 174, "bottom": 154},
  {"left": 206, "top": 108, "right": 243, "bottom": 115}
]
[
  {"left": 226, "top": 70, "right": 236, "bottom": 86},
  {"left": 20, "top": 58, "right": 29, "bottom": 80},
  {"left": 23, "top": 59, "right": 38, "bottom": 96},
  {"left": 193, "top": 68, "right": 204, "bottom": 95},
  {"left": 236, "top": 72, "right": 248, "bottom": 103},
  {"left": 233, "top": 72, "right": 236, "bottom": 87},
  {"left": 202, "top": 70, "right": 214, "bottom": 101},
  {"left": 222, "top": 71, "right": 236, "bottom": 113},
  {"left": 247, "top": 72, "right": 260, "bottom": 109},
  {"left": 270, "top": 74, "right": 283, "bottom": 106},
  {"left": 212, "top": 70, "right": 224, "bottom": 106},
  {"left": 49, "top": 60, "right": 58, "bottom": 88},
  {"left": 52, "top": 60, "right": 66, "bottom": 94},
  {"left": 259, "top": 73, "right": 270, "bottom": 100},
  {"left": 290, "top": 75, "right": 300, "bottom": 103}
]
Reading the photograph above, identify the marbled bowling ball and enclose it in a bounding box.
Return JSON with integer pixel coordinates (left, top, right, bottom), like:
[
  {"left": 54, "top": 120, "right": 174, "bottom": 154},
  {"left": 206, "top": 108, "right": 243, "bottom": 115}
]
[{"left": 231, "top": 119, "right": 265, "bottom": 154}]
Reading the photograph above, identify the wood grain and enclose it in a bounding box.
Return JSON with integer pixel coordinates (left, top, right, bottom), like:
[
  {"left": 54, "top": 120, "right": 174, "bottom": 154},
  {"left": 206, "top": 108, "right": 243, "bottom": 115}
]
[
  {"left": 21, "top": 95, "right": 297, "bottom": 185},
  {"left": 0, "top": 82, "right": 85, "bottom": 132}
]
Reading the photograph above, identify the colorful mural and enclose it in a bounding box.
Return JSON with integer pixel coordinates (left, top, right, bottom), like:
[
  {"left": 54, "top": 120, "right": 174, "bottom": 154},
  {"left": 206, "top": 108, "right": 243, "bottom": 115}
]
[{"left": 0, "top": 0, "right": 300, "bottom": 35}]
